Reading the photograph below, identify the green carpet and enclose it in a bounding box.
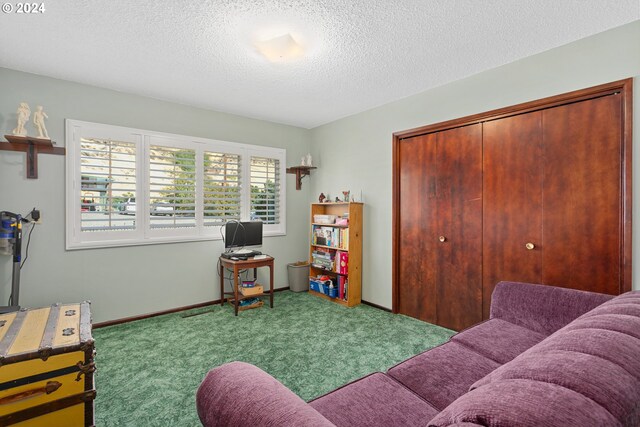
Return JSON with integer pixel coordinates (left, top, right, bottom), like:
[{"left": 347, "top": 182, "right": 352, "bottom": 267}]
[{"left": 93, "top": 291, "right": 454, "bottom": 426}]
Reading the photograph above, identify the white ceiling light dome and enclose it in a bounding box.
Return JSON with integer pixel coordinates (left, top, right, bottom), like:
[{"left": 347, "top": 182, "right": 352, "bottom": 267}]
[{"left": 255, "top": 33, "right": 305, "bottom": 62}]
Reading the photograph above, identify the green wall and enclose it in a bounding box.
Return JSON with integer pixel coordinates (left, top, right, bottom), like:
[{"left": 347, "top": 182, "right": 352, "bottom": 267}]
[
  {"left": 2, "top": 21, "right": 639, "bottom": 321},
  {"left": 310, "top": 21, "right": 640, "bottom": 308},
  {"left": 0, "top": 68, "right": 311, "bottom": 322}
]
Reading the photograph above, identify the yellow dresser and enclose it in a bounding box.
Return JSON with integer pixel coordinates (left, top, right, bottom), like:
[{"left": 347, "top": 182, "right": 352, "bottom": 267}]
[{"left": 0, "top": 302, "right": 95, "bottom": 426}]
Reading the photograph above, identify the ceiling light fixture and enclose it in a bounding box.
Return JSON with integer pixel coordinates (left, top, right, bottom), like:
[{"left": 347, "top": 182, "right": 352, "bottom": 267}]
[{"left": 255, "top": 33, "right": 304, "bottom": 62}]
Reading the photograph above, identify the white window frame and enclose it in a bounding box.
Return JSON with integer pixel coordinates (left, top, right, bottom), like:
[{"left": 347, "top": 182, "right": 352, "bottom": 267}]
[{"left": 66, "top": 120, "right": 286, "bottom": 250}]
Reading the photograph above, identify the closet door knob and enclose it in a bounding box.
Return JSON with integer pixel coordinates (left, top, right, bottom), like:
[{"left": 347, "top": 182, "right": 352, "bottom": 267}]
[
  {"left": 439, "top": 236, "right": 446, "bottom": 243},
  {"left": 525, "top": 242, "right": 535, "bottom": 250}
]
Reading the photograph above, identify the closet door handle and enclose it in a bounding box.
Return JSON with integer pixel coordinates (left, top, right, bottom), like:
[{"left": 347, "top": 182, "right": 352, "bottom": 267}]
[
  {"left": 439, "top": 236, "right": 446, "bottom": 243},
  {"left": 525, "top": 242, "right": 535, "bottom": 250}
]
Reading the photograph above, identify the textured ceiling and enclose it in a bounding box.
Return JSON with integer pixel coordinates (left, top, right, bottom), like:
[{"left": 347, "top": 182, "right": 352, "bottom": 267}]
[{"left": 1, "top": 1, "right": 638, "bottom": 128}]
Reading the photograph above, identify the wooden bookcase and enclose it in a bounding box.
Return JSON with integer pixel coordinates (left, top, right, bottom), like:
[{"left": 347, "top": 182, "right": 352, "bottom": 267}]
[{"left": 309, "top": 202, "right": 363, "bottom": 307}]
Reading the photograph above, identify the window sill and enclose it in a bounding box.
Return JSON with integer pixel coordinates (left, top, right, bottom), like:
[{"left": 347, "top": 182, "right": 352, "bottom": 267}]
[{"left": 66, "top": 231, "right": 285, "bottom": 251}]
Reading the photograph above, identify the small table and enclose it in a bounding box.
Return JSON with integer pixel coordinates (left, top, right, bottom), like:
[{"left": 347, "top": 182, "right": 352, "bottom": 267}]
[{"left": 219, "top": 256, "right": 275, "bottom": 316}]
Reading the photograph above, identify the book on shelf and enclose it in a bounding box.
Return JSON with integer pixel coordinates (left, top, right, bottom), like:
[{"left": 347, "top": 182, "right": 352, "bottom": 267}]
[
  {"left": 338, "top": 275, "right": 346, "bottom": 299},
  {"left": 340, "top": 228, "right": 349, "bottom": 249},
  {"left": 312, "top": 248, "right": 335, "bottom": 270},
  {"left": 313, "top": 225, "right": 341, "bottom": 248},
  {"left": 336, "top": 251, "right": 349, "bottom": 275}
]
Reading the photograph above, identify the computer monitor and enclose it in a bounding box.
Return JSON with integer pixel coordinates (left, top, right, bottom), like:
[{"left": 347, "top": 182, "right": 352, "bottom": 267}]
[{"left": 224, "top": 221, "right": 263, "bottom": 250}]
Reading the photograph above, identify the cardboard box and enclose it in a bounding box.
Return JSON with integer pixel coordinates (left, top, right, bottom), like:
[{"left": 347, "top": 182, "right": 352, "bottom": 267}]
[{"left": 240, "top": 284, "right": 264, "bottom": 296}]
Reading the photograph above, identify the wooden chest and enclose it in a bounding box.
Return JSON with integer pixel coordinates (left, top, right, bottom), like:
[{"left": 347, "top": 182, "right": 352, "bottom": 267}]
[{"left": 0, "top": 302, "right": 95, "bottom": 426}]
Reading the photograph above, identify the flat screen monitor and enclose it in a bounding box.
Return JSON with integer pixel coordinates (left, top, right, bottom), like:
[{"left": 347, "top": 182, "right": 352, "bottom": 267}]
[{"left": 224, "top": 221, "right": 263, "bottom": 249}]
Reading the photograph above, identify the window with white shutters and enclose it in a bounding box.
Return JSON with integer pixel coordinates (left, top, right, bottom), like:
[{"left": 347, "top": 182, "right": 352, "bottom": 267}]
[
  {"left": 79, "top": 138, "right": 137, "bottom": 232},
  {"left": 66, "top": 120, "right": 286, "bottom": 249},
  {"left": 250, "top": 157, "right": 280, "bottom": 225},
  {"left": 149, "top": 146, "right": 197, "bottom": 229},
  {"left": 203, "top": 152, "right": 241, "bottom": 226}
]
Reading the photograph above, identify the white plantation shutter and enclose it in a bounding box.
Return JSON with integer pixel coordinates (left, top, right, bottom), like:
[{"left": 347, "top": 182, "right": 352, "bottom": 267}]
[
  {"left": 250, "top": 156, "right": 280, "bottom": 225},
  {"left": 79, "top": 138, "right": 137, "bottom": 232},
  {"left": 149, "top": 146, "right": 196, "bottom": 229},
  {"left": 66, "top": 120, "right": 285, "bottom": 249},
  {"left": 203, "top": 152, "right": 241, "bottom": 226}
]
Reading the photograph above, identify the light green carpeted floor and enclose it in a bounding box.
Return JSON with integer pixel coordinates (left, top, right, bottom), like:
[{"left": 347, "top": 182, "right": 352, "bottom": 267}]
[{"left": 93, "top": 291, "right": 454, "bottom": 426}]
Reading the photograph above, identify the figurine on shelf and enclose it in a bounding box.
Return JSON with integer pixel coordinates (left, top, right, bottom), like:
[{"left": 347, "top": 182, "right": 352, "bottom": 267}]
[
  {"left": 342, "top": 191, "right": 350, "bottom": 202},
  {"left": 318, "top": 193, "right": 326, "bottom": 203},
  {"left": 301, "top": 156, "right": 307, "bottom": 166},
  {"left": 12, "top": 102, "right": 31, "bottom": 137},
  {"left": 305, "top": 153, "right": 313, "bottom": 167},
  {"left": 335, "top": 197, "right": 339, "bottom": 202},
  {"left": 32, "top": 106, "right": 49, "bottom": 139}
]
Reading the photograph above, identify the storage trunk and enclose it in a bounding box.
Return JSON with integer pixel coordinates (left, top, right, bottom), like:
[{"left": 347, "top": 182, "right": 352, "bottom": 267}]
[{"left": 0, "top": 302, "right": 95, "bottom": 426}]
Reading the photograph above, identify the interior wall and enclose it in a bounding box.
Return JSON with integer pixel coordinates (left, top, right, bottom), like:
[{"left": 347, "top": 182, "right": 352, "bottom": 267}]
[
  {"left": 1, "top": 22, "right": 638, "bottom": 322},
  {"left": 0, "top": 67, "right": 311, "bottom": 323},
  {"left": 310, "top": 21, "right": 640, "bottom": 309}
]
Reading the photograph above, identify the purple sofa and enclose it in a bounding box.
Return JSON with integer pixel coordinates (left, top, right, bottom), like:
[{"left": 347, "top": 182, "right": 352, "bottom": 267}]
[{"left": 197, "top": 281, "right": 640, "bottom": 426}]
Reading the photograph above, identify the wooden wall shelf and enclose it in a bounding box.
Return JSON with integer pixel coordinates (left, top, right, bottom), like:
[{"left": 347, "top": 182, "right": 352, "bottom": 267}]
[
  {"left": 1, "top": 135, "right": 65, "bottom": 179},
  {"left": 286, "top": 166, "right": 317, "bottom": 190}
]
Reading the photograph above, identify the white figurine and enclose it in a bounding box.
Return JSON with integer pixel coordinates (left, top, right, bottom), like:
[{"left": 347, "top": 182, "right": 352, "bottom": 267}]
[
  {"left": 301, "top": 156, "right": 307, "bottom": 166},
  {"left": 33, "top": 105, "right": 49, "bottom": 139},
  {"left": 12, "top": 102, "right": 31, "bottom": 137},
  {"left": 305, "top": 153, "right": 312, "bottom": 167}
]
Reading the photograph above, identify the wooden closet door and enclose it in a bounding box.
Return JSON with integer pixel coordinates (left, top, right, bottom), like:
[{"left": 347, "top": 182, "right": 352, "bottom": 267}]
[
  {"left": 542, "top": 95, "right": 622, "bottom": 294},
  {"left": 482, "top": 113, "right": 543, "bottom": 318},
  {"left": 397, "top": 133, "right": 438, "bottom": 323},
  {"left": 436, "top": 124, "right": 483, "bottom": 331}
]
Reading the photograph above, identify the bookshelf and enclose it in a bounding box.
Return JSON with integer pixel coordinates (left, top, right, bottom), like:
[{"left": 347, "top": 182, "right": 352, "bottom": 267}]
[{"left": 309, "top": 202, "right": 363, "bottom": 307}]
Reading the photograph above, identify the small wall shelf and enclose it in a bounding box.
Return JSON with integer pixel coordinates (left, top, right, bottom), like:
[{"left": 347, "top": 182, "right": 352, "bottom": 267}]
[
  {"left": 1, "top": 135, "right": 65, "bottom": 179},
  {"left": 286, "top": 166, "right": 317, "bottom": 190}
]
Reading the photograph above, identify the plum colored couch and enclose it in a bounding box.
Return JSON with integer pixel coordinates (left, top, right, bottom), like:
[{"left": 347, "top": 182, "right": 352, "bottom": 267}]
[{"left": 197, "top": 281, "right": 640, "bottom": 426}]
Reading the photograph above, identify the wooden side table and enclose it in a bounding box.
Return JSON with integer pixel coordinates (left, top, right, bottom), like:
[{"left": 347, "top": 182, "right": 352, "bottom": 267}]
[{"left": 219, "top": 256, "right": 274, "bottom": 316}]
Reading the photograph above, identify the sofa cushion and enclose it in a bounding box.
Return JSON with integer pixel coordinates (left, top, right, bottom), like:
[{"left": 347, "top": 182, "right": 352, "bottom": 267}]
[
  {"left": 309, "top": 373, "right": 438, "bottom": 427},
  {"left": 451, "top": 319, "right": 545, "bottom": 364},
  {"left": 578, "top": 294, "right": 640, "bottom": 319},
  {"left": 427, "top": 379, "right": 620, "bottom": 427},
  {"left": 561, "top": 313, "right": 640, "bottom": 340},
  {"left": 387, "top": 341, "right": 500, "bottom": 410},
  {"left": 472, "top": 349, "right": 639, "bottom": 424},
  {"left": 522, "top": 323, "right": 640, "bottom": 382},
  {"left": 468, "top": 290, "right": 640, "bottom": 426}
]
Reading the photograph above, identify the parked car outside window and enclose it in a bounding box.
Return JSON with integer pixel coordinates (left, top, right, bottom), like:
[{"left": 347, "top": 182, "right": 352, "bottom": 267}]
[
  {"left": 119, "top": 198, "right": 136, "bottom": 215},
  {"left": 151, "top": 202, "right": 175, "bottom": 216}
]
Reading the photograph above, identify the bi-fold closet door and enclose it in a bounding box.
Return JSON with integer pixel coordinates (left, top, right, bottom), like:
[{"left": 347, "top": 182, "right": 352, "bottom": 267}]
[
  {"left": 482, "top": 95, "right": 623, "bottom": 318},
  {"left": 395, "top": 83, "right": 629, "bottom": 331},
  {"left": 397, "top": 124, "right": 482, "bottom": 331}
]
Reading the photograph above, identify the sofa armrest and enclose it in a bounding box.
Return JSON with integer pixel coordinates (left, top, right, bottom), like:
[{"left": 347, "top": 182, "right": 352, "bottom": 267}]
[
  {"left": 489, "top": 281, "right": 613, "bottom": 336},
  {"left": 197, "top": 361, "right": 335, "bottom": 427}
]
